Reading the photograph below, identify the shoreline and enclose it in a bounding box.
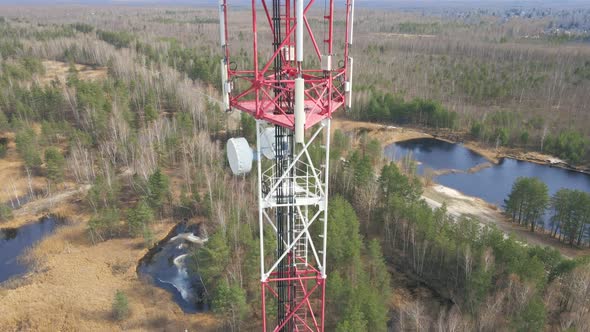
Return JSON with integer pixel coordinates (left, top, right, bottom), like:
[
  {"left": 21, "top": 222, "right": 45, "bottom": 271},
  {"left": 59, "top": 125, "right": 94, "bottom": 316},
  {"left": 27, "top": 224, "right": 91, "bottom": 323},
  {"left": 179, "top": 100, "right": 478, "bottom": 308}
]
[
  {"left": 422, "top": 183, "right": 590, "bottom": 259},
  {"left": 0, "top": 197, "right": 218, "bottom": 331},
  {"left": 331, "top": 119, "right": 590, "bottom": 258},
  {"left": 424, "top": 130, "right": 590, "bottom": 175},
  {"left": 332, "top": 118, "right": 590, "bottom": 176}
]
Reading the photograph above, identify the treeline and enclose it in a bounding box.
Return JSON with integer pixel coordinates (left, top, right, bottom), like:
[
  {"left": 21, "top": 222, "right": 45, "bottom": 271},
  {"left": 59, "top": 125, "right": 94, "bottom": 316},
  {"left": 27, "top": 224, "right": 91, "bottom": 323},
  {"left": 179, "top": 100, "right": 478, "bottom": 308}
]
[
  {"left": 544, "top": 130, "right": 590, "bottom": 164},
  {"left": 505, "top": 176, "right": 590, "bottom": 247},
  {"left": 144, "top": 39, "right": 220, "bottom": 85},
  {"left": 353, "top": 89, "right": 589, "bottom": 164},
  {"left": 471, "top": 111, "right": 590, "bottom": 163},
  {"left": 352, "top": 90, "right": 458, "bottom": 129},
  {"left": 95, "top": 28, "right": 220, "bottom": 85},
  {"left": 328, "top": 131, "right": 590, "bottom": 330},
  {"left": 342, "top": 9, "right": 590, "bottom": 167}
]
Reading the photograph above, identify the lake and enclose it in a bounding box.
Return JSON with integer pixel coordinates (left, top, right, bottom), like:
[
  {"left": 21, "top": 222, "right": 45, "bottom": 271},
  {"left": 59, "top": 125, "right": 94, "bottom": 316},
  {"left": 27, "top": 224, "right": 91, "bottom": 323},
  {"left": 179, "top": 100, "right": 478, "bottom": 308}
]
[{"left": 385, "top": 138, "right": 590, "bottom": 226}]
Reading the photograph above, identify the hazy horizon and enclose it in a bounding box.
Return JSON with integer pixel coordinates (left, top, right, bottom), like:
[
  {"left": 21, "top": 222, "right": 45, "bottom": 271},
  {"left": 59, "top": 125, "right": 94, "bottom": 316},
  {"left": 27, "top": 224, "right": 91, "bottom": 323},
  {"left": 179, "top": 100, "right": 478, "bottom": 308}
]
[{"left": 0, "top": 0, "right": 589, "bottom": 10}]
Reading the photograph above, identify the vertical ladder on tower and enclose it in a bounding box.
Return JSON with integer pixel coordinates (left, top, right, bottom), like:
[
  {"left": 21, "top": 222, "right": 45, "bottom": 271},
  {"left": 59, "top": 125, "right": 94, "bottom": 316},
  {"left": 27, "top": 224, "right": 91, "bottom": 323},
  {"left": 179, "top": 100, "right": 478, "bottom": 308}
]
[
  {"left": 292, "top": 210, "right": 307, "bottom": 270},
  {"left": 293, "top": 205, "right": 308, "bottom": 331}
]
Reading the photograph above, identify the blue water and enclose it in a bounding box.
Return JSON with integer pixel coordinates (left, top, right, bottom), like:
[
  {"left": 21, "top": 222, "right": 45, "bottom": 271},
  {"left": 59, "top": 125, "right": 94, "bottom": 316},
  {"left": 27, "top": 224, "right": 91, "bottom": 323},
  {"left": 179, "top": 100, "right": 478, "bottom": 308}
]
[
  {"left": 137, "top": 223, "right": 206, "bottom": 313},
  {"left": 386, "top": 138, "right": 590, "bottom": 228},
  {"left": 384, "top": 138, "right": 487, "bottom": 174},
  {"left": 0, "top": 216, "right": 60, "bottom": 283},
  {"left": 437, "top": 158, "right": 590, "bottom": 207}
]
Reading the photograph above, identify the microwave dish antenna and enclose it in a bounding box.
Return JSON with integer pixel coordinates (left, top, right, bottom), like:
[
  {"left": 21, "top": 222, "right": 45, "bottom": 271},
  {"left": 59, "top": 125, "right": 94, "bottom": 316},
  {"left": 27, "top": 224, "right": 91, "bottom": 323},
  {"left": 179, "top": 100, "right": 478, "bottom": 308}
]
[{"left": 227, "top": 137, "right": 253, "bottom": 175}]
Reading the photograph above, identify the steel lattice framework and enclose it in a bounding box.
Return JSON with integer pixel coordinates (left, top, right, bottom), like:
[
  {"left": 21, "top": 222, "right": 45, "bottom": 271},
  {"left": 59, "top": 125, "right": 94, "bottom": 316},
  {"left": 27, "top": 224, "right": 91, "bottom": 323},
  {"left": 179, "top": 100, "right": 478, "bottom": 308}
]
[{"left": 218, "top": 1, "right": 354, "bottom": 331}]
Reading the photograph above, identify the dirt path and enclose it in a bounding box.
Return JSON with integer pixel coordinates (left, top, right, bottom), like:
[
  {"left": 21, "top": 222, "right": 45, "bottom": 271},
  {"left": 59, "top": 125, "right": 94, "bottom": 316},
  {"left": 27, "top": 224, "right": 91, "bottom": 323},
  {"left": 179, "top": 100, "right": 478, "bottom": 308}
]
[{"left": 422, "top": 184, "right": 589, "bottom": 259}]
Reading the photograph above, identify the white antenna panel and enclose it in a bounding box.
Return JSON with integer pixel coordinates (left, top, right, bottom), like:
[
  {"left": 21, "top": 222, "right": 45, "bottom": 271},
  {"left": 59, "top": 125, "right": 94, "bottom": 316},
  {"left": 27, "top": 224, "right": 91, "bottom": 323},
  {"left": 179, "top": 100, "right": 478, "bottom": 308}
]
[
  {"left": 227, "top": 137, "right": 253, "bottom": 175},
  {"left": 260, "top": 127, "right": 276, "bottom": 159}
]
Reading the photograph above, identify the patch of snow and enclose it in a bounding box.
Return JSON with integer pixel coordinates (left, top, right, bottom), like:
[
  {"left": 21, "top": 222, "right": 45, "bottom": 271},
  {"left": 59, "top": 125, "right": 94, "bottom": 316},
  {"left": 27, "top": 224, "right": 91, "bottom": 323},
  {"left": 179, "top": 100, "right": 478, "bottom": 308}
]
[{"left": 171, "top": 233, "right": 208, "bottom": 245}]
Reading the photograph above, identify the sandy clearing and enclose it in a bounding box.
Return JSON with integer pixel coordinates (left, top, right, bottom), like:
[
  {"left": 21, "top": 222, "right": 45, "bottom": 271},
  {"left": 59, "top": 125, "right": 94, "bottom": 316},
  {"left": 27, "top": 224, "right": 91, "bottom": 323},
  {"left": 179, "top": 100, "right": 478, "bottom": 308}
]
[
  {"left": 37, "top": 60, "right": 107, "bottom": 86},
  {"left": 422, "top": 184, "right": 590, "bottom": 259},
  {"left": 332, "top": 118, "right": 432, "bottom": 146}
]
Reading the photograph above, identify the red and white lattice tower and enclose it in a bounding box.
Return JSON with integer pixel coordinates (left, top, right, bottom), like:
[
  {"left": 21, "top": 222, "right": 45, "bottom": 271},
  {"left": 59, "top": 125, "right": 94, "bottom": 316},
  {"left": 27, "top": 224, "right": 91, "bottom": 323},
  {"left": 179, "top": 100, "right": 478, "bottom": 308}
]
[{"left": 218, "top": 0, "right": 355, "bottom": 331}]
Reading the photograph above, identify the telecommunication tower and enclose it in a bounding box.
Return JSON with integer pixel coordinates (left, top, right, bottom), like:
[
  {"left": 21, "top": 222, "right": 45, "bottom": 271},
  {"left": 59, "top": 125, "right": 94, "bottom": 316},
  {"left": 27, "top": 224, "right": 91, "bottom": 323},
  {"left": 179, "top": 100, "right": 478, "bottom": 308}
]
[{"left": 219, "top": 0, "right": 355, "bottom": 331}]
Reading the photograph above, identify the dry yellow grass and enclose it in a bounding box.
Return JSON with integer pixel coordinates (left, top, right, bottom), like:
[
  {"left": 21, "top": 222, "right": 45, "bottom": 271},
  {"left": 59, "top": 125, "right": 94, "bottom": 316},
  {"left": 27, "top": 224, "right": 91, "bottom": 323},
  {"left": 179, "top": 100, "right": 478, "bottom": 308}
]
[
  {"left": 332, "top": 118, "right": 432, "bottom": 147},
  {"left": 0, "top": 205, "right": 220, "bottom": 331},
  {"left": 0, "top": 133, "right": 47, "bottom": 204}
]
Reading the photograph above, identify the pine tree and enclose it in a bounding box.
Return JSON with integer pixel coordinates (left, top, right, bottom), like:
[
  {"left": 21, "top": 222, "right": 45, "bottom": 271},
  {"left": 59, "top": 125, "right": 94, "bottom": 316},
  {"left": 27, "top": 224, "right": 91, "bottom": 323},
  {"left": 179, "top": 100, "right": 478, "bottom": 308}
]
[
  {"left": 44, "top": 147, "right": 65, "bottom": 183},
  {"left": 0, "top": 110, "right": 8, "bottom": 131},
  {"left": 189, "top": 230, "right": 230, "bottom": 292},
  {"left": 144, "top": 90, "right": 158, "bottom": 123},
  {"left": 336, "top": 307, "right": 367, "bottom": 332},
  {"left": 15, "top": 128, "right": 42, "bottom": 170},
  {"left": 212, "top": 279, "right": 248, "bottom": 330},
  {"left": 504, "top": 177, "right": 549, "bottom": 231},
  {"left": 147, "top": 168, "right": 169, "bottom": 212},
  {"left": 366, "top": 239, "right": 391, "bottom": 299},
  {"left": 112, "top": 290, "right": 129, "bottom": 321},
  {"left": 127, "top": 199, "right": 153, "bottom": 237}
]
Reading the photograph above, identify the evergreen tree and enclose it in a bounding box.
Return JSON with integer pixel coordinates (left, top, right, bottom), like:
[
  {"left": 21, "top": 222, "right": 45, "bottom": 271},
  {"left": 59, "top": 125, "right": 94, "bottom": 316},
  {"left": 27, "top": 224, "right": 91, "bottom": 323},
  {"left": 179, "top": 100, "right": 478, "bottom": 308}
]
[
  {"left": 189, "top": 230, "right": 230, "bottom": 292},
  {"left": 551, "top": 189, "right": 590, "bottom": 245},
  {"left": 112, "top": 290, "right": 129, "bottom": 321},
  {"left": 327, "top": 196, "right": 363, "bottom": 273},
  {"left": 0, "top": 203, "right": 12, "bottom": 221},
  {"left": 504, "top": 177, "right": 549, "bottom": 232},
  {"left": 0, "top": 137, "right": 7, "bottom": 158},
  {"left": 127, "top": 199, "right": 153, "bottom": 237},
  {"left": 143, "top": 90, "right": 158, "bottom": 123},
  {"left": 147, "top": 168, "right": 170, "bottom": 212},
  {"left": 44, "top": 147, "right": 65, "bottom": 183},
  {"left": 511, "top": 296, "right": 546, "bottom": 332},
  {"left": 0, "top": 109, "right": 8, "bottom": 131},
  {"left": 336, "top": 306, "right": 368, "bottom": 332},
  {"left": 15, "top": 127, "right": 42, "bottom": 170},
  {"left": 87, "top": 207, "right": 120, "bottom": 243},
  {"left": 378, "top": 162, "right": 422, "bottom": 202},
  {"left": 212, "top": 279, "right": 248, "bottom": 330},
  {"left": 87, "top": 175, "right": 121, "bottom": 212},
  {"left": 331, "top": 129, "right": 349, "bottom": 160}
]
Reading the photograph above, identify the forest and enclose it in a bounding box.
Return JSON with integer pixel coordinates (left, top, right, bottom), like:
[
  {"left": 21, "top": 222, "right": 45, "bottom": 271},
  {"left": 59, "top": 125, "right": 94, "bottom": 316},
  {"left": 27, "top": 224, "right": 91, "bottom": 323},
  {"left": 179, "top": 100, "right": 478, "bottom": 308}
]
[
  {"left": 505, "top": 177, "right": 590, "bottom": 247},
  {"left": 344, "top": 9, "right": 590, "bottom": 165},
  {"left": 0, "top": 3, "right": 589, "bottom": 332}
]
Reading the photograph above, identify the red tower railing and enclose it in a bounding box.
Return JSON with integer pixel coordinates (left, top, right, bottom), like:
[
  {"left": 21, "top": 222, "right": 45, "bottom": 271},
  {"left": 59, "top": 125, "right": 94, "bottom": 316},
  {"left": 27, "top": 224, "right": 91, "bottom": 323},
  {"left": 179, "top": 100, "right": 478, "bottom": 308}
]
[{"left": 219, "top": 0, "right": 353, "bottom": 129}]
